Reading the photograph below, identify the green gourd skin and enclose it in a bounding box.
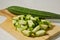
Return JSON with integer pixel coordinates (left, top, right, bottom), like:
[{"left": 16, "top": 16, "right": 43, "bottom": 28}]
[{"left": 7, "top": 6, "right": 60, "bottom": 19}]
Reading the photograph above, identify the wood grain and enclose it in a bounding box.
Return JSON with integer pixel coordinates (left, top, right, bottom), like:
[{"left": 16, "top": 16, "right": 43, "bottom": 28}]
[{"left": 0, "top": 9, "right": 60, "bottom": 40}]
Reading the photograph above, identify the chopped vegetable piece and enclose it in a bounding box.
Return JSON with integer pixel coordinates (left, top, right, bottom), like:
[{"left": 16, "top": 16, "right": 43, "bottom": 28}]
[
  {"left": 22, "top": 30, "right": 31, "bottom": 36},
  {"left": 41, "top": 20, "right": 50, "bottom": 25},
  {"left": 17, "top": 27, "right": 22, "bottom": 31},
  {"left": 32, "top": 25, "right": 41, "bottom": 33},
  {"left": 48, "top": 23, "right": 53, "bottom": 28},
  {"left": 31, "top": 33, "right": 35, "bottom": 37},
  {"left": 36, "top": 30, "right": 46, "bottom": 36},
  {"left": 19, "top": 15, "right": 25, "bottom": 20},
  {"left": 40, "top": 24, "right": 48, "bottom": 30},
  {"left": 30, "top": 17, "right": 35, "bottom": 21},
  {"left": 34, "top": 17, "right": 39, "bottom": 20},
  {"left": 20, "top": 25, "right": 27, "bottom": 30},
  {"left": 25, "top": 15, "right": 32, "bottom": 20},
  {"left": 28, "top": 20, "right": 35, "bottom": 27},
  {"left": 14, "top": 22, "right": 19, "bottom": 26},
  {"left": 28, "top": 27, "right": 33, "bottom": 31},
  {"left": 19, "top": 20, "right": 26, "bottom": 25}
]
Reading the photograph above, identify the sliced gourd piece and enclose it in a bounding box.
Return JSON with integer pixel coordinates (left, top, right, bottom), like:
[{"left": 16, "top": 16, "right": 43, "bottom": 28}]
[
  {"left": 25, "top": 15, "right": 32, "bottom": 20},
  {"left": 32, "top": 25, "right": 41, "bottom": 33},
  {"left": 17, "top": 25, "right": 27, "bottom": 31},
  {"left": 14, "top": 22, "right": 19, "bottom": 26},
  {"left": 40, "top": 24, "right": 48, "bottom": 30},
  {"left": 35, "top": 30, "right": 46, "bottom": 36},
  {"left": 28, "top": 20, "right": 35, "bottom": 27},
  {"left": 17, "top": 27, "right": 22, "bottom": 31},
  {"left": 28, "top": 27, "right": 33, "bottom": 31},
  {"left": 21, "top": 25, "right": 27, "bottom": 30},
  {"left": 19, "top": 15, "right": 25, "bottom": 20},
  {"left": 41, "top": 20, "right": 50, "bottom": 25},
  {"left": 22, "top": 30, "right": 31, "bottom": 36},
  {"left": 30, "top": 16, "right": 36, "bottom": 21},
  {"left": 31, "top": 33, "right": 35, "bottom": 37},
  {"left": 34, "top": 17, "right": 39, "bottom": 20},
  {"left": 19, "top": 20, "right": 26, "bottom": 25},
  {"left": 41, "top": 20, "right": 52, "bottom": 28}
]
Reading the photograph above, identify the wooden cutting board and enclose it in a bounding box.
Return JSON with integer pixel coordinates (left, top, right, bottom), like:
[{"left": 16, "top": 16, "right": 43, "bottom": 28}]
[{"left": 0, "top": 9, "right": 60, "bottom": 40}]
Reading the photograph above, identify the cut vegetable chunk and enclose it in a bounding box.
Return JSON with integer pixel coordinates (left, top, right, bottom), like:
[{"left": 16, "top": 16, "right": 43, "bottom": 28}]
[
  {"left": 36, "top": 30, "right": 46, "bottom": 36},
  {"left": 32, "top": 25, "right": 41, "bottom": 33},
  {"left": 22, "top": 30, "right": 31, "bottom": 36}
]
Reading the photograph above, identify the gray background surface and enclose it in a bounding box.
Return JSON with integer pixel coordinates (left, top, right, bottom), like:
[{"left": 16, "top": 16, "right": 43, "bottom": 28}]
[{"left": 0, "top": 0, "right": 60, "bottom": 40}]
